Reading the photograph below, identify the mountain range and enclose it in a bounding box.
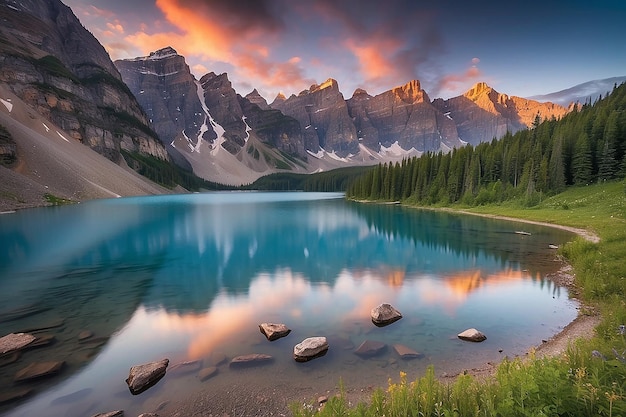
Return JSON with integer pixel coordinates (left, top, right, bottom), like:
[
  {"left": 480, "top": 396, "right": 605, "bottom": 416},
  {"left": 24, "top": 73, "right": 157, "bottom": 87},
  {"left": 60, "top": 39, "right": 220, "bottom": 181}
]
[
  {"left": 0, "top": 0, "right": 623, "bottom": 208},
  {"left": 115, "top": 46, "right": 571, "bottom": 185}
]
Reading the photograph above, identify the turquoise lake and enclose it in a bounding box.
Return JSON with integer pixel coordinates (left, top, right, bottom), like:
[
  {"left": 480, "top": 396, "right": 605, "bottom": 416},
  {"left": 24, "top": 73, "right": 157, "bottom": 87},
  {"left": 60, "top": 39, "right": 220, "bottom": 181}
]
[{"left": 0, "top": 192, "right": 578, "bottom": 416}]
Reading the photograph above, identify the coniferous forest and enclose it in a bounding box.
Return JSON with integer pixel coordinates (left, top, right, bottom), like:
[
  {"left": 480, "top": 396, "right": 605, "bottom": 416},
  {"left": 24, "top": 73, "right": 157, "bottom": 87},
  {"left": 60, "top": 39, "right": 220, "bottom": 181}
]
[{"left": 347, "top": 83, "right": 626, "bottom": 205}]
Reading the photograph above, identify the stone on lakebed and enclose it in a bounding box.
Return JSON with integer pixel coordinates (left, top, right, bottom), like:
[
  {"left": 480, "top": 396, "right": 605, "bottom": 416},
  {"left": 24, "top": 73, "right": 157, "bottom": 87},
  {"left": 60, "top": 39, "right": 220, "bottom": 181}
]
[
  {"left": 198, "top": 366, "right": 218, "bottom": 381},
  {"left": 370, "top": 303, "right": 402, "bottom": 327},
  {"left": 458, "top": 328, "right": 487, "bottom": 342},
  {"left": 393, "top": 344, "right": 422, "bottom": 359},
  {"left": 293, "top": 337, "right": 329, "bottom": 362},
  {"left": 0, "top": 333, "right": 36, "bottom": 354},
  {"left": 125, "top": 358, "right": 169, "bottom": 395},
  {"left": 229, "top": 353, "right": 274, "bottom": 368},
  {"left": 259, "top": 323, "right": 291, "bottom": 341},
  {"left": 14, "top": 361, "right": 65, "bottom": 382},
  {"left": 354, "top": 340, "right": 387, "bottom": 358}
]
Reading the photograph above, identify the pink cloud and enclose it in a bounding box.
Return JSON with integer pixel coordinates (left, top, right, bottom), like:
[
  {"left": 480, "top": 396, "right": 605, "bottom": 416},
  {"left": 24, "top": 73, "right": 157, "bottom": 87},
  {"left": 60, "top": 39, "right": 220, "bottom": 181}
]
[
  {"left": 106, "top": 22, "right": 124, "bottom": 34},
  {"left": 121, "top": 0, "right": 314, "bottom": 95},
  {"left": 436, "top": 61, "right": 484, "bottom": 96}
]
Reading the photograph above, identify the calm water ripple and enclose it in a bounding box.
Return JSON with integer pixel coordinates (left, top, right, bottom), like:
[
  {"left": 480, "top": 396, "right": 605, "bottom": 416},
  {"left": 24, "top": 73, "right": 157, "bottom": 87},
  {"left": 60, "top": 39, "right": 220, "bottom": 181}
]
[{"left": 0, "top": 192, "right": 577, "bottom": 416}]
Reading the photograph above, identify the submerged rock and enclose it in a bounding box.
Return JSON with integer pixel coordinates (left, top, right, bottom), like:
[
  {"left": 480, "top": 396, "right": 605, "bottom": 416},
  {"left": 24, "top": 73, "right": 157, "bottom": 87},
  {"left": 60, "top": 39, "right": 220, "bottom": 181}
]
[
  {"left": 0, "top": 351, "right": 20, "bottom": 367},
  {"left": 354, "top": 340, "right": 387, "bottom": 358},
  {"left": 198, "top": 366, "right": 218, "bottom": 381},
  {"left": 293, "top": 337, "right": 329, "bottom": 362},
  {"left": 50, "top": 388, "right": 93, "bottom": 405},
  {"left": 125, "top": 358, "right": 169, "bottom": 395},
  {"left": 0, "top": 333, "right": 36, "bottom": 354},
  {"left": 0, "top": 388, "right": 33, "bottom": 405},
  {"left": 370, "top": 303, "right": 402, "bottom": 326},
  {"left": 458, "top": 328, "right": 487, "bottom": 342},
  {"left": 169, "top": 360, "right": 202, "bottom": 376},
  {"left": 229, "top": 354, "right": 273, "bottom": 368},
  {"left": 26, "top": 334, "right": 55, "bottom": 349},
  {"left": 259, "top": 323, "right": 291, "bottom": 341},
  {"left": 78, "top": 330, "right": 94, "bottom": 341},
  {"left": 14, "top": 361, "right": 65, "bottom": 382},
  {"left": 393, "top": 344, "right": 422, "bottom": 359}
]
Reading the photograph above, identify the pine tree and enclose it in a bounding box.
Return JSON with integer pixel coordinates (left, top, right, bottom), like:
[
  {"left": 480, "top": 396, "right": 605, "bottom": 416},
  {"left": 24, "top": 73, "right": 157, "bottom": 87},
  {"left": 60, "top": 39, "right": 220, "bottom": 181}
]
[
  {"left": 370, "top": 163, "right": 382, "bottom": 199},
  {"left": 548, "top": 134, "right": 566, "bottom": 192},
  {"left": 597, "top": 138, "right": 618, "bottom": 182},
  {"left": 572, "top": 132, "right": 593, "bottom": 185}
]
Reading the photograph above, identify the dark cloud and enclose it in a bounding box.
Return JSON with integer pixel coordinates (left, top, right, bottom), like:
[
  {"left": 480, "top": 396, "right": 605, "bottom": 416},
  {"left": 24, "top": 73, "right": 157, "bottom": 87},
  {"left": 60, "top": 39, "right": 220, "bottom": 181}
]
[
  {"left": 170, "top": 0, "right": 286, "bottom": 34},
  {"left": 305, "top": 0, "right": 445, "bottom": 89}
]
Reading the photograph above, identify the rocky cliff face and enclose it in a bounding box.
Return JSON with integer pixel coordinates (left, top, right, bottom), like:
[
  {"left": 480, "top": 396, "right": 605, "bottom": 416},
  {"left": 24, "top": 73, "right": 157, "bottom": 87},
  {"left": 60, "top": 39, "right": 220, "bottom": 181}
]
[
  {"left": 197, "top": 72, "right": 248, "bottom": 154},
  {"left": 0, "top": 0, "right": 168, "bottom": 162},
  {"left": 245, "top": 89, "right": 271, "bottom": 110},
  {"left": 271, "top": 79, "right": 358, "bottom": 156},
  {"left": 115, "top": 47, "right": 205, "bottom": 156},
  {"left": 116, "top": 49, "right": 306, "bottom": 162},
  {"left": 347, "top": 80, "right": 462, "bottom": 152},
  {"left": 432, "top": 82, "right": 568, "bottom": 145}
]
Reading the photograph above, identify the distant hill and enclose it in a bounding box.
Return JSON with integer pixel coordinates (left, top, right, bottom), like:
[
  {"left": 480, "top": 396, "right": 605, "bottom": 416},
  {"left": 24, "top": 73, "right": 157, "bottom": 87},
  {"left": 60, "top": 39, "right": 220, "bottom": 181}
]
[{"left": 528, "top": 76, "right": 626, "bottom": 106}]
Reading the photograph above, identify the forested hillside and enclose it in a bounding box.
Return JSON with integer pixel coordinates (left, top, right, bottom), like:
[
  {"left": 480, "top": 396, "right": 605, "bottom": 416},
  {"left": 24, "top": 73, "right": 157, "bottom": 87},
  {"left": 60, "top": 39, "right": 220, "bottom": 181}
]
[
  {"left": 243, "top": 166, "right": 372, "bottom": 191},
  {"left": 347, "top": 83, "right": 626, "bottom": 205}
]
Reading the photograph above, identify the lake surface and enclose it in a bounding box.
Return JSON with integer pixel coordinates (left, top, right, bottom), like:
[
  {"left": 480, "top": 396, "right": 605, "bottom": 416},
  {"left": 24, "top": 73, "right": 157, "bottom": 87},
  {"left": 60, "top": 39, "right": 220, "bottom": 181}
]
[{"left": 0, "top": 192, "right": 578, "bottom": 416}]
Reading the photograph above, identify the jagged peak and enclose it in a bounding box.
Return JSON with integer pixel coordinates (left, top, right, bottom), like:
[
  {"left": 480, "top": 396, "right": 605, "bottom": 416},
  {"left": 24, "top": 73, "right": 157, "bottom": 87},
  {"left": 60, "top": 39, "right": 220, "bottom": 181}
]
[
  {"left": 149, "top": 46, "right": 178, "bottom": 59},
  {"left": 122, "top": 46, "right": 180, "bottom": 62},
  {"left": 392, "top": 79, "right": 427, "bottom": 104},
  {"left": 273, "top": 92, "right": 287, "bottom": 101},
  {"left": 351, "top": 88, "right": 370, "bottom": 98},
  {"left": 464, "top": 82, "right": 495, "bottom": 99},
  {"left": 310, "top": 78, "right": 339, "bottom": 93},
  {"left": 464, "top": 82, "right": 510, "bottom": 105},
  {"left": 246, "top": 89, "right": 270, "bottom": 109},
  {"left": 200, "top": 71, "right": 228, "bottom": 83}
]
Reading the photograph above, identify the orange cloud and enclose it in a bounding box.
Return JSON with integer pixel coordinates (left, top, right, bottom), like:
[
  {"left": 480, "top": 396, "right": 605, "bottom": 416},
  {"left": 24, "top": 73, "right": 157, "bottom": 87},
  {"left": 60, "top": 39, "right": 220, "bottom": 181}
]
[
  {"left": 437, "top": 60, "right": 483, "bottom": 94},
  {"left": 106, "top": 22, "right": 124, "bottom": 34},
  {"left": 86, "top": 5, "right": 116, "bottom": 19},
  {"left": 191, "top": 63, "right": 209, "bottom": 77},
  {"left": 121, "top": 0, "right": 313, "bottom": 94},
  {"left": 345, "top": 40, "right": 395, "bottom": 81}
]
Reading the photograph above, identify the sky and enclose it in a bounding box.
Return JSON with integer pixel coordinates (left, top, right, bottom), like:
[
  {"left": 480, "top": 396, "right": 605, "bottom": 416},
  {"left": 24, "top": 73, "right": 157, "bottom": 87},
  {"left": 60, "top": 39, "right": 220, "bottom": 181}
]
[{"left": 63, "top": 0, "right": 626, "bottom": 102}]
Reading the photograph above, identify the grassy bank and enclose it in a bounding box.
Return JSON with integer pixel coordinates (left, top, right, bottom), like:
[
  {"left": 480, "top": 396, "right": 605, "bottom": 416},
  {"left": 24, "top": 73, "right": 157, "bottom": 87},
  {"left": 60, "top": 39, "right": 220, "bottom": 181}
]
[{"left": 294, "top": 181, "right": 626, "bottom": 416}]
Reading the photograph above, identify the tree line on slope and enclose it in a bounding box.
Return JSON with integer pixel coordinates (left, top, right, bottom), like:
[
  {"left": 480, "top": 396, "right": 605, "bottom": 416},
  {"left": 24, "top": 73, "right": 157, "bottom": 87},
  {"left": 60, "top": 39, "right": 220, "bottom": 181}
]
[
  {"left": 241, "top": 166, "right": 372, "bottom": 192},
  {"left": 347, "top": 83, "right": 626, "bottom": 205}
]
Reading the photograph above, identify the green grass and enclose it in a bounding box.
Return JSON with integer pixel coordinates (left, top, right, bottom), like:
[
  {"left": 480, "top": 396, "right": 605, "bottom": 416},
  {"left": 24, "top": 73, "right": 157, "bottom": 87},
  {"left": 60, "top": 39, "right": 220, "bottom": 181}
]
[
  {"left": 293, "top": 180, "right": 626, "bottom": 416},
  {"left": 44, "top": 193, "right": 75, "bottom": 205}
]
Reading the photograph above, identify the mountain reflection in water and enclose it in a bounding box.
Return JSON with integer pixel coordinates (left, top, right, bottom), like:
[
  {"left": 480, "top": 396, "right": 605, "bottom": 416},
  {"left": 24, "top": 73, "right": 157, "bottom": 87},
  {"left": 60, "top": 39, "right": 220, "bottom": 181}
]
[{"left": 0, "top": 192, "right": 576, "bottom": 417}]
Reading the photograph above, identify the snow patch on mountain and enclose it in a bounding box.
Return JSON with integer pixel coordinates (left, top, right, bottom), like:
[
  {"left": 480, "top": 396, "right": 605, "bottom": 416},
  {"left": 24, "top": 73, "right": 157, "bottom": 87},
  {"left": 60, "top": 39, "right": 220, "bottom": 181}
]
[
  {"left": 243, "top": 116, "right": 251, "bottom": 142},
  {"left": 137, "top": 68, "right": 179, "bottom": 77},
  {"left": 0, "top": 98, "right": 13, "bottom": 112},
  {"left": 195, "top": 79, "right": 226, "bottom": 155},
  {"left": 56, "top": 131, "right": 70, "bottom": 142}
]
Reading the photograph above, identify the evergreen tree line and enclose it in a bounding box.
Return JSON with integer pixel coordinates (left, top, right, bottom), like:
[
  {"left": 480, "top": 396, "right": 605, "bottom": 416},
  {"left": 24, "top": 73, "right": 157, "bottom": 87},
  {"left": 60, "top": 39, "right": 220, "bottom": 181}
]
[
  {"left": 347, "top": 83, "right": 626, "bottom": 205},
  {"left": 242, "top": 166, "right": 373, "bottom": 192},
  {"left": 121, "top": 150, "right": 235, "bottom": 191}
]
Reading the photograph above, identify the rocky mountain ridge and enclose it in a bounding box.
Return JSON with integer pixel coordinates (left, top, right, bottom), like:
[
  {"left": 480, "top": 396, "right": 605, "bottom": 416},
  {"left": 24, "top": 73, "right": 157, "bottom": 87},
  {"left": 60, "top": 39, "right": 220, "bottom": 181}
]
[
  {"left": 116, "top": 47, "right": 309, "bottom": 185},
  {"left": 0, "top": 0, "right": 168, "bottom": 163},
  {"left": 117, "top": 47, "right": 570, "bottom": 185}
]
